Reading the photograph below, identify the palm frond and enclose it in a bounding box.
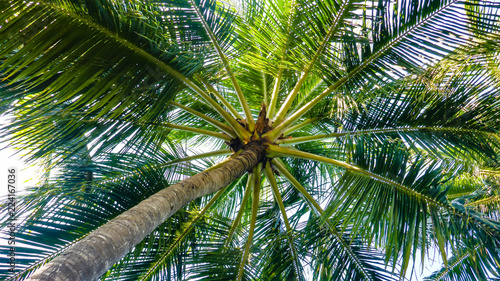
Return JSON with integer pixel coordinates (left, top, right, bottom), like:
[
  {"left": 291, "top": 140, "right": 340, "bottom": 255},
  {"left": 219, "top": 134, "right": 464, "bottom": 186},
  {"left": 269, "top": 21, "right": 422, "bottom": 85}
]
[
  {"left": 424, "top": 244, "right": 500, "bottom": 281},
  {"left": 0, "top": 141, "right": 213, "bottom": 280},
  {"left": 283, "top": 56, "right": 500, "bottom": 164},
  {"left": 0, "top": 0, "right": 207, "bottom": 119},
  {"left": 302, "top": 217, "right": 399, "bottom": 281},
  {"left": 321, "top": 138, "right": 500, "bottom": 276}
]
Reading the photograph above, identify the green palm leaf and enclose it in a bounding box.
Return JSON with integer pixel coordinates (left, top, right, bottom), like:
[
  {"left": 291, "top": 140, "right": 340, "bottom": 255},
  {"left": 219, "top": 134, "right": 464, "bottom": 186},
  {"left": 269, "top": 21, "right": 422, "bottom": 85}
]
[{"left": 2, "top": 0, "right": 500, "bottom": 280}]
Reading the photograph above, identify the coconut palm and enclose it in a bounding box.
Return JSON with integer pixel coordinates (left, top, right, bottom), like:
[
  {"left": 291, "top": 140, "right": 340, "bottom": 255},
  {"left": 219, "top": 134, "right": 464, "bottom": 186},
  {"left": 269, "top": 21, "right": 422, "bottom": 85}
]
[{"left": 1, "top": 0, "right": 500, "bottom": 280}]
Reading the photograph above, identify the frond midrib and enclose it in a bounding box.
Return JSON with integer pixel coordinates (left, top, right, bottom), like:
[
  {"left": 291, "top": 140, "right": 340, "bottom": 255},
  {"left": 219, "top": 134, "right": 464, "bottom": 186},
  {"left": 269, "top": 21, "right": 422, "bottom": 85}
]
[
  {"left": 278, "top": 126, "right": 499, "bottom": 145},
  {"left": 267, "top": 145, "right": 500, "bottom": 237}
]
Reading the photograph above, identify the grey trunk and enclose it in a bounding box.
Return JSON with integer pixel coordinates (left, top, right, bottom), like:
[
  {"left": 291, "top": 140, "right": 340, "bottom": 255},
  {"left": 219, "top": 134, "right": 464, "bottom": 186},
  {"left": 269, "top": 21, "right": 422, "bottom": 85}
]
[{"left": 27, "top": 142, "right": 266, "bottom": 281}]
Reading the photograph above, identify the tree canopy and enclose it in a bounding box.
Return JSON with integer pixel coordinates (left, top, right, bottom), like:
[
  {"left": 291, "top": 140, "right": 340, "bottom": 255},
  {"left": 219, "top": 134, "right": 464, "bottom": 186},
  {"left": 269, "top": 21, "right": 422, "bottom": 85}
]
[{"left": 1, "top": 0, "right": 500, "bottom": 280}]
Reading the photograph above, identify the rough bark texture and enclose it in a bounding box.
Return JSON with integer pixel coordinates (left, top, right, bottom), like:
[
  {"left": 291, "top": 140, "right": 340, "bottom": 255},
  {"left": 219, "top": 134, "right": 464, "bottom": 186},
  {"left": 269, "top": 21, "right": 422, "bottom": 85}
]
[{"left": 27, "top": 142, "right": 266, "bottom": 281}]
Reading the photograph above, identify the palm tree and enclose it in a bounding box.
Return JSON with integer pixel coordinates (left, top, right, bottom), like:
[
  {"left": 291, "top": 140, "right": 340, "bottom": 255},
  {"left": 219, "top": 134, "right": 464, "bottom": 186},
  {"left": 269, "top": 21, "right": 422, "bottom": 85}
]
[{"left": 1, "top": 0, "right": 500, "bottom": 280}]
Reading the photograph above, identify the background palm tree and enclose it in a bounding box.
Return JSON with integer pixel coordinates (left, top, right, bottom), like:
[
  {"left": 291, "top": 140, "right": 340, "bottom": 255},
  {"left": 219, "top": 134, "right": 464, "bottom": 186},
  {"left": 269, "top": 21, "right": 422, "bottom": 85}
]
[{"left": 1, "top": 0, "right": 500, "bottom": 280}]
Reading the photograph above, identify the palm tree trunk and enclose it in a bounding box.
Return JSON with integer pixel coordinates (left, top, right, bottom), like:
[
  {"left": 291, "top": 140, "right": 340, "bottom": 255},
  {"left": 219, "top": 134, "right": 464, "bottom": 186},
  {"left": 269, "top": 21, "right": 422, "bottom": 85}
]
[{"left": 27, "top": 141, "right": 267, "bottom": 281}]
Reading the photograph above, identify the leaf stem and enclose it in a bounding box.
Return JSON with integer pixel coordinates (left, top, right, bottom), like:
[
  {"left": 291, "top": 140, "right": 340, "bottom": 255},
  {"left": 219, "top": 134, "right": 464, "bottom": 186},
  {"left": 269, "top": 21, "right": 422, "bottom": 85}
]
[
  {"left": 225, "top": 174, "right": 254, "bottom": 247},
  {"left": 264, "top": 162, "right": 301, "bottom": 275},
  {"left": 161, "top": 123, "right": 232, "bottom": 141},
  {"left": 170, "top": 101, "right": 236, "bottom": 138},
  {"left": 262, "top": 72, "right": 268, "bottom": 106},
  {"left": 480, "top": 169, "right": 500, "bottom": 176},
  {"left": 264, "top": 78, "right": 346, "bottom": 140},
  {"left": 433, "top": 246, "right": 481, "bottom": 281},
  {"left": 268, "top": 69, "right": 284, "bottom": 119},
  {"left": 204, "top": 150, "right": 243, "bottom": 173},
  {"left": 277, "top": 126, "right": 498, "bottom": 146},
  {"left": 237, "top": 164, "right": 262, "bottom": 281},
  {"left": 464, "top": 195, "right": 500, "bottom": 207},
  {"left": 282, "top": 117, "right": 321, "bottom": 136},
  {"left": 194, "top": 74, "right": 244, "bottom": 120},
  {"left": 272, "top": 159, "right": 323, "bottom": 213},
  {"left": 189, "top": 0, "right": 254, "bottom": 130}
]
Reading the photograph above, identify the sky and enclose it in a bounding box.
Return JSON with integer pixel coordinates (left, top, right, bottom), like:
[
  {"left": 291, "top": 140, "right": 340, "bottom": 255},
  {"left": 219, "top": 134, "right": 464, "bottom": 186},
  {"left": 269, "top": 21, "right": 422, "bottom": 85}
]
[
  {"left": 0, "top": 119, "right": 42, "bottom": 258},
  {"left": 0, "top": 142, "right": 40, "bottom": 199}
]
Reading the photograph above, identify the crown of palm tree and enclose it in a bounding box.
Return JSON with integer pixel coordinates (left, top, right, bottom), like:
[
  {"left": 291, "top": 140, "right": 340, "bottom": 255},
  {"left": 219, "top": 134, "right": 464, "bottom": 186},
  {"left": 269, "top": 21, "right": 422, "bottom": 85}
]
[{"left": 1, "top": 0, "right": 500, "bottom": 280}]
